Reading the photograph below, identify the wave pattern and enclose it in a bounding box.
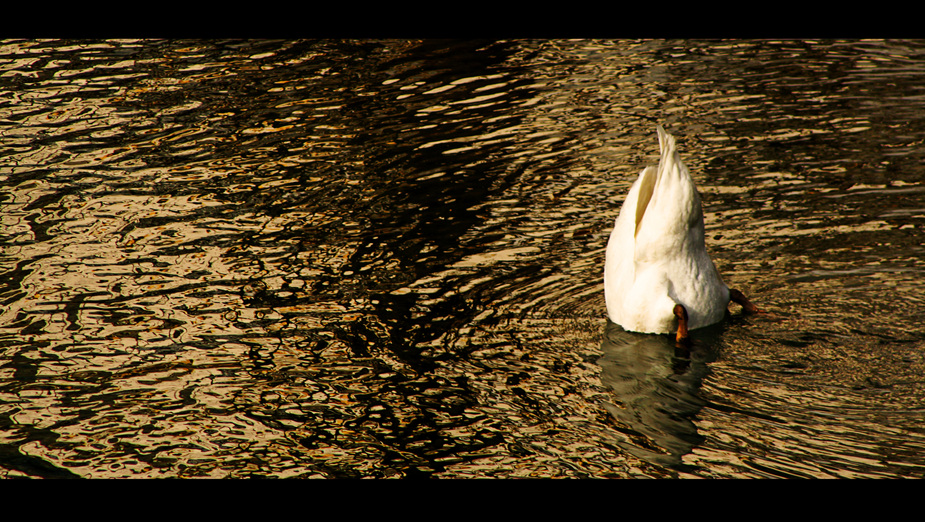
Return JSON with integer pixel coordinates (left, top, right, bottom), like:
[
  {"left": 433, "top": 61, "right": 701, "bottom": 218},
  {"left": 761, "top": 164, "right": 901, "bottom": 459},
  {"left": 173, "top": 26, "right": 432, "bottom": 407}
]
[{"left": 1, "top": 39, "right": 924, "bottom": 477}]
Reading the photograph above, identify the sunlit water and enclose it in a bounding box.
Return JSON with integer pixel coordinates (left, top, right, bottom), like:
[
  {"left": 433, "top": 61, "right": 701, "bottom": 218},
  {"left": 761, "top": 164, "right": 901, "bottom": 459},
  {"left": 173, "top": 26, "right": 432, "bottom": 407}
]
[{"left": 1, "top": 39, "right": 924, "bottom": 478}]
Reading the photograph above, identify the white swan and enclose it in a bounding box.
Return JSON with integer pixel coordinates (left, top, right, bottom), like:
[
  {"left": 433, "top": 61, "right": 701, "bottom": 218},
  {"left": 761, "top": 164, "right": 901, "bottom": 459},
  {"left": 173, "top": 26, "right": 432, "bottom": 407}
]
[{"left": 604, "top": 126, "right": 757, "bottom": 342}]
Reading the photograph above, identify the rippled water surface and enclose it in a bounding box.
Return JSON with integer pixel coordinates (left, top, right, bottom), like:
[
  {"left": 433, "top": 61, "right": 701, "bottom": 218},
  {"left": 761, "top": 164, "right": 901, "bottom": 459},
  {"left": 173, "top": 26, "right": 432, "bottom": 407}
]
[{"left": 2, "top": 39, "right": 925, "bottom": 478}]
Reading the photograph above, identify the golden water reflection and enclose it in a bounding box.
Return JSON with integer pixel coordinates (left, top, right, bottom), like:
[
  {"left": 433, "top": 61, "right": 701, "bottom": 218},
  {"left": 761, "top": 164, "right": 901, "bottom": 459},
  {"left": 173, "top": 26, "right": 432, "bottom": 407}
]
[{"left": 1, "top": 39, "right": 925, "bottom": 477}]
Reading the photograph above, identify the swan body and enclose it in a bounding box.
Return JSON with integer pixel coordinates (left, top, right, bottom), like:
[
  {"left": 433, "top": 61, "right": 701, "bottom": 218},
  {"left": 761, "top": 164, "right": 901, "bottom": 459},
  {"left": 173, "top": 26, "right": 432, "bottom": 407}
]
[{"left": 604, "top": 126, "right": 733, "bottom": 336}]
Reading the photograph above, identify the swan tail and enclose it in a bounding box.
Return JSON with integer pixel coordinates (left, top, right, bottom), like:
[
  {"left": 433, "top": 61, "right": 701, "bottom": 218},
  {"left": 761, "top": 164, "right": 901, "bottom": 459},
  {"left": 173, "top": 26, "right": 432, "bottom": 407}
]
[{"left": 633, "top": 166, "right": 657, "bottom": 238}]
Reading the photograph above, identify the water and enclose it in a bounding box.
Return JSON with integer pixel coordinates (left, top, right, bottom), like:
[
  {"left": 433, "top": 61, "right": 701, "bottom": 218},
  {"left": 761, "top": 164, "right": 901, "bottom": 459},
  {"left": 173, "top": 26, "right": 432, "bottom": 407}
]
[{"left": 1, "top": 39, "right": 924, "bottom": 478}]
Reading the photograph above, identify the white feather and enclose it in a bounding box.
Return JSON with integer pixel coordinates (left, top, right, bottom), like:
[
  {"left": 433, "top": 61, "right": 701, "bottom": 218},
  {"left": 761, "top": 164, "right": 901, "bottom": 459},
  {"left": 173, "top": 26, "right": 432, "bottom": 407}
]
[{"left": 604, "top": 126, "right": 730, "bottom": 334}]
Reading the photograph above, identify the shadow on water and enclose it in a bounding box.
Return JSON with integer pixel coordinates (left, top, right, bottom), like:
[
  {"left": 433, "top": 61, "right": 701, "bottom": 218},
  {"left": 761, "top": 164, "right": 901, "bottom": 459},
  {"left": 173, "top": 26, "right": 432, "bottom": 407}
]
[
  {"left": 598, "top": 320, "right": 724, "bottom": 471},
  {"left": 5, "top": 39, "right": 925, "bottom": 477},
  {"left": 0, "top": 39, "right": 591, "bottom": 478}
]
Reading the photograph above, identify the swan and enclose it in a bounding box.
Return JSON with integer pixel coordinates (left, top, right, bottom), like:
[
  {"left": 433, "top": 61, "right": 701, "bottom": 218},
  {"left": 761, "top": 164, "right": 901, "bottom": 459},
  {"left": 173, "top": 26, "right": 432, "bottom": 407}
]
[{"left": 604, "top": 126, "right": 757, "bottom": 342}]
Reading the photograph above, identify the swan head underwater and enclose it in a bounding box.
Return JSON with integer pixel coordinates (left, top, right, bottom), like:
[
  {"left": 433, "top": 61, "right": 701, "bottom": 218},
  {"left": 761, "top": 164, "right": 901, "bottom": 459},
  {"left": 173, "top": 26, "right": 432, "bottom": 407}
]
[{"left": 604, "top": 126, "right": 758, "bottom": 343}]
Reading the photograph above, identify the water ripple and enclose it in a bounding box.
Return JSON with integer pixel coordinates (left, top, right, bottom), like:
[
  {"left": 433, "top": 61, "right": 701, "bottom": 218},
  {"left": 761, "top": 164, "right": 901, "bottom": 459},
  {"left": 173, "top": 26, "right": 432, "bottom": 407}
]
[{"left": 2, "top": 39, "right": 925, "bottom": 477}]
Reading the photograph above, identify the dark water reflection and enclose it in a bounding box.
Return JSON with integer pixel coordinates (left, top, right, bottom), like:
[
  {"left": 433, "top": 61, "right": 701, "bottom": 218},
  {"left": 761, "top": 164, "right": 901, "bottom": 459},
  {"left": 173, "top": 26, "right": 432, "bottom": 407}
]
[
  {"left": 598, "top": 322, "right": 718, "bottom": 470},
  {"left": 2, "top": 39, "right": 925, "bottom": 478}
]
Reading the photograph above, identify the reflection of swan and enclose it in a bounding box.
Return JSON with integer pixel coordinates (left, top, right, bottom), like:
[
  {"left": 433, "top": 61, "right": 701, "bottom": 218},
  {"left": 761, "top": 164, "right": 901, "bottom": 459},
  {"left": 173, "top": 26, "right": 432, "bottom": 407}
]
[
  {"left": 598, "top": 320, "right": 719, "bottom": 470},
  {"left": 604, "top": 126, "right": 757, "bottom": 342}
]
